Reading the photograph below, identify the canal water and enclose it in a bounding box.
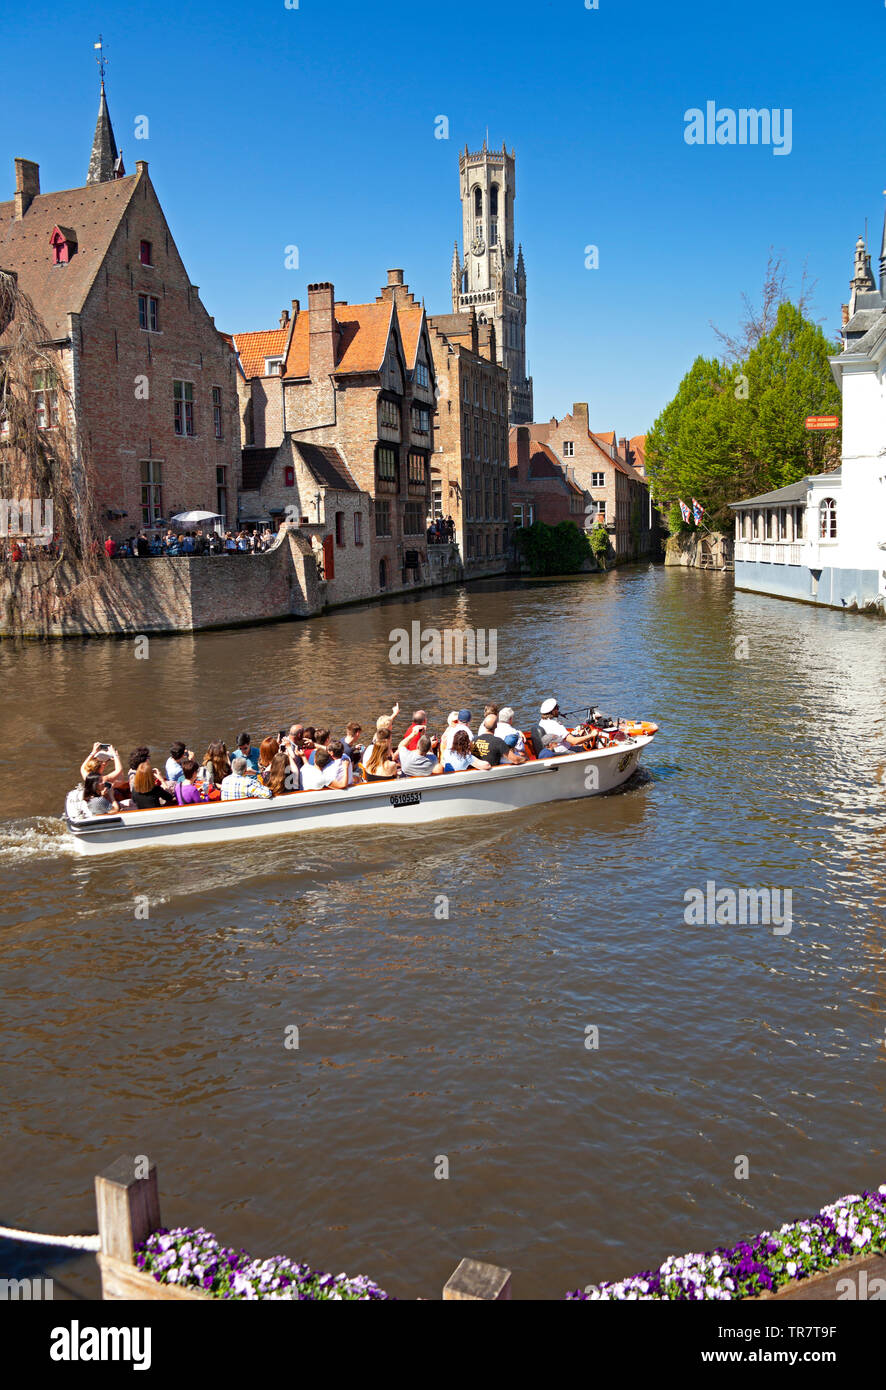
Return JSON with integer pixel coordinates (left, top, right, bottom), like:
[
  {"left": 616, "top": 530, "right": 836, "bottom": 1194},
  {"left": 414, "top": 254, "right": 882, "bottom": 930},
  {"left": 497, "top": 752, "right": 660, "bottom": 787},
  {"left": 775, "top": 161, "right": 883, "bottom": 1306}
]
[{"left": 0, "top": 565, "right": 883, "bottom": 1300}]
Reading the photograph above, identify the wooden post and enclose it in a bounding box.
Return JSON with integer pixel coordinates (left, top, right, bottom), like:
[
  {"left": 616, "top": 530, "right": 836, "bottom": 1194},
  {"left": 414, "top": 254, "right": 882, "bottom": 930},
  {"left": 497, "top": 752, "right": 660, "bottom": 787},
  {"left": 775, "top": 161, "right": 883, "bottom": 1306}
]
[
  {"left": 95, "top": 1156, "right": 161, "bottom": 1264},
  {"left": 443, "top": 1258, "right": 512, "bottom": 1300}
]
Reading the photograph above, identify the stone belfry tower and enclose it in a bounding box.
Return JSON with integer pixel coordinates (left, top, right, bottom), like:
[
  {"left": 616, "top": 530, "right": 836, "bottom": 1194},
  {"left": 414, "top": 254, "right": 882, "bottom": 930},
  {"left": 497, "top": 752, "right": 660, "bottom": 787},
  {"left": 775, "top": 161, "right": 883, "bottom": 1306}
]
[{"left": 451, "top": 140, "right": 533, "bottom": 424}]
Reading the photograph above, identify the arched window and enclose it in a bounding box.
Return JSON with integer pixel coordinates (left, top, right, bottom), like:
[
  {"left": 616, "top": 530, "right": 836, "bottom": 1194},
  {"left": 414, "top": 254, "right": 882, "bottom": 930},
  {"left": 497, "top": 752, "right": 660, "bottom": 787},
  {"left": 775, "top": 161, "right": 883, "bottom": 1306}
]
[
  {"left": 490, "top": 184, "right": 499, "bottom": 218},
  {"left": 819, "top": 497, "right": 837, "bottom": 540},
  {"left": 378, "top": 557, "right": 388, "bottom": 589},
  {"left": 474, "top": 186, "right": 483, "bottom": 217}
]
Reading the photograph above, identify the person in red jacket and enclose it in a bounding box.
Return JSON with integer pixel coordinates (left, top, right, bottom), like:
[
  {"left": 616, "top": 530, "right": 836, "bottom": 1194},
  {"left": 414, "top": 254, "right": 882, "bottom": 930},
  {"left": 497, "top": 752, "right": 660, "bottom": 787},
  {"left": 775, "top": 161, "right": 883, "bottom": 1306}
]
[{"left": 104, "top": 535, "right": 117, "bottom": 558}]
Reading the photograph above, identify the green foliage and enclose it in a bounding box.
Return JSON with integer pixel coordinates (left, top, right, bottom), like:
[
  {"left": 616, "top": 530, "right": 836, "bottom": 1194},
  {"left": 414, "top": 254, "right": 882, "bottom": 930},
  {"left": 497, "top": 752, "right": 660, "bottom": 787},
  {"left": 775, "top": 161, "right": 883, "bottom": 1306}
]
[
  {"left": 646, "top": 302, "right": 841, "bottom": 531},
  {"left": 515, "top": 520, "right": 593, "bottom": 575},
  {"left": 588, "top": 523, "right": 610, "bottom": 568}
]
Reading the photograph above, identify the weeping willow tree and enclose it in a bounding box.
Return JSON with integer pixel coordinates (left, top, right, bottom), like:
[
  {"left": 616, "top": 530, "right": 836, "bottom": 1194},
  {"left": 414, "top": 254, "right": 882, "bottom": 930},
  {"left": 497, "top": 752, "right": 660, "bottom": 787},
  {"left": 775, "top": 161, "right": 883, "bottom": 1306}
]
[{"left": 0, "top": 268, "right": 109, "bottom": 637}]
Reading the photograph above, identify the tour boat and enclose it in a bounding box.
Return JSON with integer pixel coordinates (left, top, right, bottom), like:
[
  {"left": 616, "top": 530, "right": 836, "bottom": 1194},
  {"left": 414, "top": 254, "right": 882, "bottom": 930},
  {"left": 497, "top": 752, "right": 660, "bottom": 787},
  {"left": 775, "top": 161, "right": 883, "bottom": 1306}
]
[{"left": 63, "top": 733, "right": 656, "bottom": 857}]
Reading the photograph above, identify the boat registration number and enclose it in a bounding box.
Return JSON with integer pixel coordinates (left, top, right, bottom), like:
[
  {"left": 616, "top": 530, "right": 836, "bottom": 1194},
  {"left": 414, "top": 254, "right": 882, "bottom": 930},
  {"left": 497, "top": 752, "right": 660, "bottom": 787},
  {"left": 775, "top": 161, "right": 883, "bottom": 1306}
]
[{"left": 390, "top": 791, "right": 422, "bottom": 808}]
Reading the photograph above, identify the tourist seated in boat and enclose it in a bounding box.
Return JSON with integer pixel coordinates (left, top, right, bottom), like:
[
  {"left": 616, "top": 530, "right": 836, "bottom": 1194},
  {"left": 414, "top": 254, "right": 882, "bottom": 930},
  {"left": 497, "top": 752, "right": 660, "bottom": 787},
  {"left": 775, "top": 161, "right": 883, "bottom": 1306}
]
[
  {"left": 257, "top": 737, "right": 279, "bottom": 785},
  {"left": 174, "top": 760, "right": 205, "bottom": 805},
  {"left": 536, "top": 733, "right": 565, "bottom": 760},
  {"left": 360, "top": 730, "right": 399, "bottom": 782},
  {"left": 165, "top": 742, "right": 194, "bottom": 784},
  {"left": 400, "top": 710, "right": 429, "bottom": 752},
  {"left": 126, "top": 747, "right": 151, "bottom": 791},
  {"left": 317, "top": 742, "right": 354, "bottom": 789},
  {"left": 304, "top": 729, "right": 331, "bottom": 765},
  {"left": 233, "top": 732, "right": 260, "bottom": 773},
  {"left": 131, "top": 760, "right": 178, "bottom": 810},
  {"left": 83, "top": 772, "right": 120, "bottom": 815},
  {"left": 80, "top": 742, "right": 123, "bottom": 785},
  {"left": 220, "top": 757, "right": 271, "bottom": 800},
  {"left": 399, "top": 734, "right": 444, "bottom": 778},
  {"left": 442, "top": 729, "right": 490, "bottom": 773},
  {"left": 494, "top": 708, "right": 526, "bottom": 755},
  {"left": 197, "top": 741, "right": 231, "bottom": 798},
  {"left": 439, "top": 709, "right": 473, "bottom": 760},
  {"left": 266, "top": 745, "right": 301, "bottom": 795},
  {"left": 471, "top": 716, "right": 524, "bottom": 768},
  {"left": 299, "top": 753, "right": 324, "bottom": 790},
  {"left": 537, "top": 699, "right": 597, "bottom": 751},
  {"left": 342, "top": 723, "right": 364, "bottom": 762}
]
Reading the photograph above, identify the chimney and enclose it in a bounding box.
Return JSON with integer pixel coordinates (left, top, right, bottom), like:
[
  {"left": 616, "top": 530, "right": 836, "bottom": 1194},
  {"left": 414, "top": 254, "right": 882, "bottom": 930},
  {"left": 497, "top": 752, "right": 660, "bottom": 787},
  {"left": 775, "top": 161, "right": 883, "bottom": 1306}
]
[
  {"left": 387, "top": 268, "right": 404, "bottom": 286},
  {"left": 618, "top": 436, "right": 630, "bottom": 460},
  {"left": 291, "top": 298, "right": 300, "bottom": 317},
  {"left": 14, "top": 159, "right": 40, "bottom": 219},
  {"left": 279, "top": 308, "right": 290, "bottom": 328},
  {"left": 307, "top": 282, "right": 336, "bottom": 378},
  {"left": 516, "top": 425, "right": 531, "bottom": 484},
  {"left": 572, "top": 402, "right": 589, "bottom": 434}
]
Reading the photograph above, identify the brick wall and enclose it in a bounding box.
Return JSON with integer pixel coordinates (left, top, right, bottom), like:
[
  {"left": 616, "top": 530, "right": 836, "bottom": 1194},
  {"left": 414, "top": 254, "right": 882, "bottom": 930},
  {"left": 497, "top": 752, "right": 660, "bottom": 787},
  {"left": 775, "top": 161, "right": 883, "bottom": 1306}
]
[
  {"left": 76, "top": 164, "right": 242, "bottom": 541},
  {"left": 0, "top": 529, "right": 321, "bottom": 637}
]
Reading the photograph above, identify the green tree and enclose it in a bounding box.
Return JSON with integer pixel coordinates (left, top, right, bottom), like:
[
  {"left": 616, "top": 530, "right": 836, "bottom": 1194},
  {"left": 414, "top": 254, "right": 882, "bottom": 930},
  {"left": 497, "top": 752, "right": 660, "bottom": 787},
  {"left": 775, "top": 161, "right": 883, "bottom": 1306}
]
[
  {"left": 646, "top": 302, "right": 841, "bottom": 531},
  {"left": 515, "top": 520, "right": 592, "bottom": 575}
]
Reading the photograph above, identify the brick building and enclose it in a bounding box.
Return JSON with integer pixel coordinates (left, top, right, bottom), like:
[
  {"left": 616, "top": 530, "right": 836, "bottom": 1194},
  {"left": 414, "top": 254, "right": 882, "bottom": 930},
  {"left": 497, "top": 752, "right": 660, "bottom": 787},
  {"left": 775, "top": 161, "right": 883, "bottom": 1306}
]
[
  {"left": 0, "top": 82, "right": 241, "bottom": 539},
  {"left": 509, "top": 427, "right": 589, "bottom": 528},
  {"left": 427, "top": 307, "right": 510, "bottom": 572},
  {"left": 523, "top": 404, "right": 652, "bottom": 558},
  {"left": 234, "top": 270, "right": 436, "bottom": 593}
]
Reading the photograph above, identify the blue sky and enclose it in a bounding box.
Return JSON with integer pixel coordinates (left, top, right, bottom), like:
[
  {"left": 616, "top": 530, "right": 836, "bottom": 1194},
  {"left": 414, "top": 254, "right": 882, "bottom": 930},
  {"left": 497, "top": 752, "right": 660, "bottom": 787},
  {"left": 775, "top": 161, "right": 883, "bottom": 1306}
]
[{"left": 2, "top": 0, "right": 882, "bottom": 433}]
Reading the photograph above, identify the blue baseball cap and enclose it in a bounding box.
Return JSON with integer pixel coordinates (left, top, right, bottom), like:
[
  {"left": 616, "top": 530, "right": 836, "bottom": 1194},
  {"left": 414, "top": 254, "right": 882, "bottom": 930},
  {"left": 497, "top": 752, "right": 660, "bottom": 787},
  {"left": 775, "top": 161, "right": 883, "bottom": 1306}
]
[
  {"left": 503, "top": 733, "right": 519, "bottom": 748},
  {"left": 458, "top": 709, "right": 472, "bottom": 723}
]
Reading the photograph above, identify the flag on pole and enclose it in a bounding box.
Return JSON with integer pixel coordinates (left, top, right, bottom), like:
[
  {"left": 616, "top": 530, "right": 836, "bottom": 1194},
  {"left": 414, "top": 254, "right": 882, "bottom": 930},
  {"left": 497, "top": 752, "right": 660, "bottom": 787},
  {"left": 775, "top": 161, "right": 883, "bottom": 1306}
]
[
  {"left": 692, "top": 497, "right": 705, "bottom": 524},
  {"left": 678, "top": 499, "right": 692, "bottom": 524},
  {"left": 94, "top": 40, "right": 102, "bottom": 48}
]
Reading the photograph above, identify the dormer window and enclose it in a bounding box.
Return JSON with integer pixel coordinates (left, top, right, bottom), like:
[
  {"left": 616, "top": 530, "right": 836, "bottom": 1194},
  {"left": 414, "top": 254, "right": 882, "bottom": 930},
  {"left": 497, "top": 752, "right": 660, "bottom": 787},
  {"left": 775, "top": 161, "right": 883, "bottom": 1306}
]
[
  {"left": 49, "top": 226, "right": 77, "bottom": 266},
  {"left": 139, "top": 240, "right": 153, "bottom": 266},
  {"left": 265, "top": 357, "right": 283, "bottom": 376}
]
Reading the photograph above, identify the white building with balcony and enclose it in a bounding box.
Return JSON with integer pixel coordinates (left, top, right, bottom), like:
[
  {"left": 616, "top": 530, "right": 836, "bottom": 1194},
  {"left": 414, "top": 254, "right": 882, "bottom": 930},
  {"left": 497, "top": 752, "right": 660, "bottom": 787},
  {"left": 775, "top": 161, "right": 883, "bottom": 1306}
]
[{"left": 730, "top": 227, "right": 886, "bottom": 614}]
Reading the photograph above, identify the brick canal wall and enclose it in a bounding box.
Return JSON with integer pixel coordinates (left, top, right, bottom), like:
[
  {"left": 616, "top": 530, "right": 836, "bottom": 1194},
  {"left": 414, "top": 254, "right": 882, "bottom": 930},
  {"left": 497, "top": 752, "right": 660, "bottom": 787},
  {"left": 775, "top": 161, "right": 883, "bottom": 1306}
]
[{"left": 0, "top": 533, "right": 466, "bottom": 639}]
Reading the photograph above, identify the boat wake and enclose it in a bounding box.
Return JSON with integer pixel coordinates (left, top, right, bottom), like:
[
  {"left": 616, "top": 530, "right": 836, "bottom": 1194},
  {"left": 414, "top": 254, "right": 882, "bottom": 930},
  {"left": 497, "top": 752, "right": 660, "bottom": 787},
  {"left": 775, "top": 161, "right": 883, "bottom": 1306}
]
[{"left": 0, "top": 817, "right": 78, "bottom": 861}]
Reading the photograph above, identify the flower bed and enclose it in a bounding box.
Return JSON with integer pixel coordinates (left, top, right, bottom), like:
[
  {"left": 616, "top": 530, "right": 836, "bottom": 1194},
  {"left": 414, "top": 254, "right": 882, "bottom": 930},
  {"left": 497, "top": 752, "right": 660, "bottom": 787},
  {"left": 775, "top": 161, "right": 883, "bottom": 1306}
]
[
  {"left": 135, "top": 1226, "right": 390, "bottom": 1300},
  {"left": 566, "top": 1186, "right": 886, "bottom": 1300}
]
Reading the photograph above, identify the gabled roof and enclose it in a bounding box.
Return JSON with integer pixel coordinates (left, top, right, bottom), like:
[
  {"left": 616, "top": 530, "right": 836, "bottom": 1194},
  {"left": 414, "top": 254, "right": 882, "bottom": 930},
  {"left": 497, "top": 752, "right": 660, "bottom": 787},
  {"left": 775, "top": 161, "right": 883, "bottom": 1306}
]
[
  {"left": 594, "top": 430, "right": 616, "bottom": 446},
  {"left": 292, "top": 441, "right": 361, "bottom": 492},
  {"left": 232, "top": 327, "right": 288, "bottom": 378},
  {"left": 335, "top": 302, "right": 395, "bottom": 374},
  {"left": 278, "top": 300, "right": 396, "bottom": 378},
  {"left": 0, "top": 174, "right": 139, "bottom": 342},
  {"left": 397, "top": 303, "right": 426, "bottom": 372}
]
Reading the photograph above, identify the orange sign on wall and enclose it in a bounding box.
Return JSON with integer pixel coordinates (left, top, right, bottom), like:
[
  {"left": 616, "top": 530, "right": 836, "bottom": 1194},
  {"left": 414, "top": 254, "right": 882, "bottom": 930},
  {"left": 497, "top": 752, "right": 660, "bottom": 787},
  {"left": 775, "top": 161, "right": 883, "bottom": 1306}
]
[{"left": 805, "top": 415, "right": 839, "bottom": 430}]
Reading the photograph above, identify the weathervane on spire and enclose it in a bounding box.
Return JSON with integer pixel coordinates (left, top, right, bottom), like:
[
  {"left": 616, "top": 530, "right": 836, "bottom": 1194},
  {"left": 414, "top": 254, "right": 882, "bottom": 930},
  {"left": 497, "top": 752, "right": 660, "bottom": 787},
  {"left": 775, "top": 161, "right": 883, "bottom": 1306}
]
[{"left": 94, "top": 34, "right": 109, "bottom": 87}]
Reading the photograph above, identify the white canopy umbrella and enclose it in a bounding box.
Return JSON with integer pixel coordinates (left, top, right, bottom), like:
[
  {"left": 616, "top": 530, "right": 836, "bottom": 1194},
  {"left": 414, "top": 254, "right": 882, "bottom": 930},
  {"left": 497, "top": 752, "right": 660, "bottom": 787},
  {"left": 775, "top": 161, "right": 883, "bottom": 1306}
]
[{"left": 170, "top": 510, "right": 222, "bottom": 527}]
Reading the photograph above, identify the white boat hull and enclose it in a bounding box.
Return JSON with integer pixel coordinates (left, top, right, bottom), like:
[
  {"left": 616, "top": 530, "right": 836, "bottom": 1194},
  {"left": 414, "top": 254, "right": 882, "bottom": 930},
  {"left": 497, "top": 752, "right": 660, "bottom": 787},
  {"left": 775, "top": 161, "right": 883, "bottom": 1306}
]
[{"left": 64, "top": 736, "right": 654, "bottom": 856}]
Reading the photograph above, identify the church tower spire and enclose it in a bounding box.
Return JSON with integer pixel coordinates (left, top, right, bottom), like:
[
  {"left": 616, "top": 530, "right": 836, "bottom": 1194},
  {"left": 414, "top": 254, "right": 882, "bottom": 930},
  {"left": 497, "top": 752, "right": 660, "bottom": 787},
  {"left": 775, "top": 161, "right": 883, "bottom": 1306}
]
[
  {"left": 87, "top": 39, "right": 124, "bottom": 185},
  {"left": 880, "top": 191, "right": 886, "bottom": 297},
  {"left": 450, "top": 240, "right": 462, "bottom": 308}
]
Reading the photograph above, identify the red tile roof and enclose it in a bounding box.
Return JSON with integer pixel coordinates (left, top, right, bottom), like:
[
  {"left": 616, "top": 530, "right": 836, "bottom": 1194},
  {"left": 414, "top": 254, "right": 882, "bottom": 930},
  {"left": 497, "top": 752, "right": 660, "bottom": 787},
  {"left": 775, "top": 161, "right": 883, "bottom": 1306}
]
[{"left": 232, "top": 328, "right": 288, "bottom": 378}]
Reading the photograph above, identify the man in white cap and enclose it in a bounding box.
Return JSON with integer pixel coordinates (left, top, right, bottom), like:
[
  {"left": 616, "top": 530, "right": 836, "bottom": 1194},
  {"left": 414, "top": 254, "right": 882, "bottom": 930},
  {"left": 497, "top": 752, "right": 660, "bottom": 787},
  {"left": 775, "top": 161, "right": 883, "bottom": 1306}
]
[{"left": 538, "top": 698, "right": 596, "bottom": 752}]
